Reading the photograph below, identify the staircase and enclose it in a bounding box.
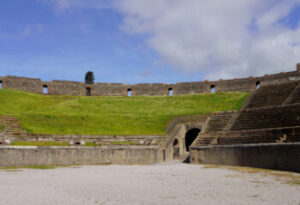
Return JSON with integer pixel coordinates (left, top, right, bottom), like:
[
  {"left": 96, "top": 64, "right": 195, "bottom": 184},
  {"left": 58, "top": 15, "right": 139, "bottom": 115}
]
[
  {"left": 3, "top": 116, "right": 27, "bottom": 138},
  {"left": 205, "top": 112, "right": 235, "bottom": 133},
  {"left": 288, "top": 84, "right": 300, "bottom": 104}
]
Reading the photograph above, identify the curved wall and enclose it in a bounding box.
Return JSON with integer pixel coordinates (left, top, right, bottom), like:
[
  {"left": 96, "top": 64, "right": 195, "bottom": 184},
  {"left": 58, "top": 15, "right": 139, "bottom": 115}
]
[
  {"left": 190, "top": 143, "right": 300, "bottom": 172},
  {"left": 0, "top": 66, "right": 300, "bottom": 96}
]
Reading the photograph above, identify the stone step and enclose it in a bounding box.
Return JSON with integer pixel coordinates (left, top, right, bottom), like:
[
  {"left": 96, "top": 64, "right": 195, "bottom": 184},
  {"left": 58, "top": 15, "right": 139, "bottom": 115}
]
[
  {"left": 2, "top": 116, "right": 27, "bottom": 137},
  {"left": 231, "top": 104, "right": 300, "bottom": 131},
  {"left": 246, "top": 81, "right": 299, "bottom": 109},
  {"left": 205, "top": 112, "right": 234, "bottom": 133}
]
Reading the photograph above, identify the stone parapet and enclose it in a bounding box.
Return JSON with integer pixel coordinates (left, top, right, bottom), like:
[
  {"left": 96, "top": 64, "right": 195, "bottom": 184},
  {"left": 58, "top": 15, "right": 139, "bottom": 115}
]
[
  {"left": 0, "top": 146, "right": 162, "bottom": 166},
  {"left": 1, "top": 67, "right": 300, "bottom": 96}
]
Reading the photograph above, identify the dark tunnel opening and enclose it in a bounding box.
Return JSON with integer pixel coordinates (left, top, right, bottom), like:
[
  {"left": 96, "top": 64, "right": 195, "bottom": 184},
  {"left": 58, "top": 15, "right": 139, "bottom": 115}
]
[{"left": 185, "top": 128, "right": 201, "bottom": 151}]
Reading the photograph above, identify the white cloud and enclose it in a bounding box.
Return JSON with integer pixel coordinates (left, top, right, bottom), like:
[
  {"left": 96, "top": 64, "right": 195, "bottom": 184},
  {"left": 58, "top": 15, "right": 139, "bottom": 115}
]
[
  {"left": 114, "top": 0, "right": 300, "bottom": 79},
  {"left": 39, "top": 0, "right": 300, "bottom": 80}
]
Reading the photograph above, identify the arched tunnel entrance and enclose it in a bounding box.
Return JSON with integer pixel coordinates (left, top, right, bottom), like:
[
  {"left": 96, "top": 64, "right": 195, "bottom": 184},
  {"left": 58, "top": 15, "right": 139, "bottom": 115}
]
[
  {"left": 173, "top": 139, "right": 179, "bottom": 159},
  {"left": 185, "top": 128, "right": 201, "bottom": 152}
]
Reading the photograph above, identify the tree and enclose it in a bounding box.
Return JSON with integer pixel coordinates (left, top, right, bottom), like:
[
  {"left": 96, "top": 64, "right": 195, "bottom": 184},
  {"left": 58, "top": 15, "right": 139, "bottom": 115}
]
[{"left": 85, "top": 71, "right": 95, "bottom": 84}]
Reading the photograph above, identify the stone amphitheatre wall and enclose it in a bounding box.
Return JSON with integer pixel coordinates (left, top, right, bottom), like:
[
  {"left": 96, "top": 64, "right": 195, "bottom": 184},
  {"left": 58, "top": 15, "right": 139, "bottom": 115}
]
[
  {"left": 190, "top": 143, "right": 300, "bottom": 172},
  {"left": 0, "top": 146, "right": 162, "bottom": 166},
  {"left": 0, "top": 65, "right": 300, "bottom": 96}
]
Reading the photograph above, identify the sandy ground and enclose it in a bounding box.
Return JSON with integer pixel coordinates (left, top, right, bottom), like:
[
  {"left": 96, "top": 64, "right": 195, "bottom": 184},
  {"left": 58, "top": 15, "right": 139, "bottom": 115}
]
[{"left": 0, "top": 161, "right": 299, "bottom": 205}]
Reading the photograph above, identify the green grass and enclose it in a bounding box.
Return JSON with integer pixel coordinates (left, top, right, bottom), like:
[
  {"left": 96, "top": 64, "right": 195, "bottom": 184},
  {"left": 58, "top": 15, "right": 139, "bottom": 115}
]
[
  {"left": 0, "top": 165, "right": 57, "bottom": 170},
  {"left": 0, "top": 89, "right": 249, "bottom": 135},
  {"left": 110, "top": 141, "right": 138, "bottom": 145},
  {"left": 0, "top": 124, "right": 4, "bottom": 133},
  {"left": 0, "top": 117, "right": 4, "bottom": 132},
  {"left": 11, "top": 141, "right": 70, "bottom": 146},
  {"left": 84, "top": 142, "right": 101, "bottom": 147}
]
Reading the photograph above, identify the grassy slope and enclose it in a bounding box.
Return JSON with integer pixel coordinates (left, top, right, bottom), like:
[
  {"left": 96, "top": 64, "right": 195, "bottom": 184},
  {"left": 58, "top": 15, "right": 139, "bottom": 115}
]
[
  {"left": 0, "top": 117, "right": 4, "bottom": 132},
  {"left": 0, "top": 89, "right": 249, "bottom": 135}
]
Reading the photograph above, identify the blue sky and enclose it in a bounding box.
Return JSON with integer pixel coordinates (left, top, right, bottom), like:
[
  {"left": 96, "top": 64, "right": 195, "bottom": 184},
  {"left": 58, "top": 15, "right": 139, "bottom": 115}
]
[{"left": 0, "top": 0, "right": 300, "bottom": 83}]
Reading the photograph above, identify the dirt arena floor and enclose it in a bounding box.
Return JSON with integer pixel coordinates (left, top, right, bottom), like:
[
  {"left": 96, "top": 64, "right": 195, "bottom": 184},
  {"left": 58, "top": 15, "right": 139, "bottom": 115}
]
[{"left": 0, "top": 161, "right": 299, "bottom": 205}]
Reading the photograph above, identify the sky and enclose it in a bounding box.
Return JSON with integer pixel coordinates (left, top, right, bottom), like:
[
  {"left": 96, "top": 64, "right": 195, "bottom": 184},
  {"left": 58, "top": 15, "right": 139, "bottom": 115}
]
[{"left": 0, "top": 0, "right": 300, "bottom": 84}]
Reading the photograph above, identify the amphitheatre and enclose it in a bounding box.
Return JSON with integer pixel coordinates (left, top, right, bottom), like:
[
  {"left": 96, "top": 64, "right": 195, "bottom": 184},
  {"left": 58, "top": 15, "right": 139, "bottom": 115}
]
[{"left": 0, "top": 64, "right": 300, "bottom": 204}]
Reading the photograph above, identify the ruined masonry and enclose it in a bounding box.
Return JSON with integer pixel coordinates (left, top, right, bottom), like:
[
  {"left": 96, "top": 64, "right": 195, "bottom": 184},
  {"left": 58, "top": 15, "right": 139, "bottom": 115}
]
[{"left": 0, "top": 65, "right": 300, "bottom": 171}]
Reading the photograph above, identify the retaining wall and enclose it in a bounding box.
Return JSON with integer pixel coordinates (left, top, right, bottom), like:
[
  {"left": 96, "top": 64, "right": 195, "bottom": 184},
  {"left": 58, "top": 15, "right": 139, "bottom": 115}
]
[
  {"left": 0, "top": 146, "right": 162, "bottom": 166},
  {"left": 0, "top": 68, "right": 300, "bottom": 96},
  {"left": 4, "top": 134, "right": 165, "bottom": 145},
  {"left": 190, "top": 143, "right": 300, "bottom": 172}
]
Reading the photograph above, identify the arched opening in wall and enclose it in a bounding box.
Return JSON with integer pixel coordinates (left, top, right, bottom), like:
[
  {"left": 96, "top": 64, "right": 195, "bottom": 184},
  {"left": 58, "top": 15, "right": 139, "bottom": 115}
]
[
  {"left": 0, "top": 81, "right": 2, "bottom": 89},
  {"left": 43, "top": 85, "right": 48, "bottom": 94},
  {"left": 168, "top": 88, "right": 173, "bottom": 96},
  {"left": 74, "top": 141, "right": 81, "bottom": 145},
  {"left": 173, "top": 139, "right": 179, "bottom": 158},
  {"left": 256, "top": 81, "right": 261, "bottom": 90},
  {"left": 210, "top": 85, "right": 216, "bottom": 93},
  {"left": 86, "top": 87, "right": 91, "bottom": 96},
  {"left": 185, "top": 128, "right": 200, "bottom": 151},
  {"left": 127, "top": 88, "right": 132, "bottom": 96}
]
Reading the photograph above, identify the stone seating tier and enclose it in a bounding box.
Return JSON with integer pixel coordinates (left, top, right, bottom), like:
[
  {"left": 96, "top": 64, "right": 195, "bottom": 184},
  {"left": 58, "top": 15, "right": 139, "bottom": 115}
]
[
  {"left": 194, "top": 136, "right": 215, "bottom": 146},
  {"left": 194, "top": 135, "right": 281, "bottom": 146},
  {"left": 246, "top": 81, "right": 299, "bottom": 109},
  {"left": 290, "top": 85, "right": 300, "bottom": 104},
  {"left": 205, "top": 112, "right": 234, "bottom": 133},
  {"left": 3, "top": 116, "right": 27, "bottom": 138},
  {"left": 230, "top": 104, "right": 300, "bottom": 131},
  {"left": 216, "top": 135, "right": 281, "bottom": 145},
  {"left": 193, "top": 127, "right": 300, "bottom": 146}
]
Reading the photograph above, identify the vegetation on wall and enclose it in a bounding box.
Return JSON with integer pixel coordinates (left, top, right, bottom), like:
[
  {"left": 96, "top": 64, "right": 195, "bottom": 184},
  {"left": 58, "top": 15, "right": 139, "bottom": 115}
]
[
  {"left": 0, "top": 89, "right": 249, "bottom": 135},
  {"left": 0, "top": 123, "right": 4, "bottom": 133},
  {"left": 11, "top": 141, "right": 70, "bottom": 146}
]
